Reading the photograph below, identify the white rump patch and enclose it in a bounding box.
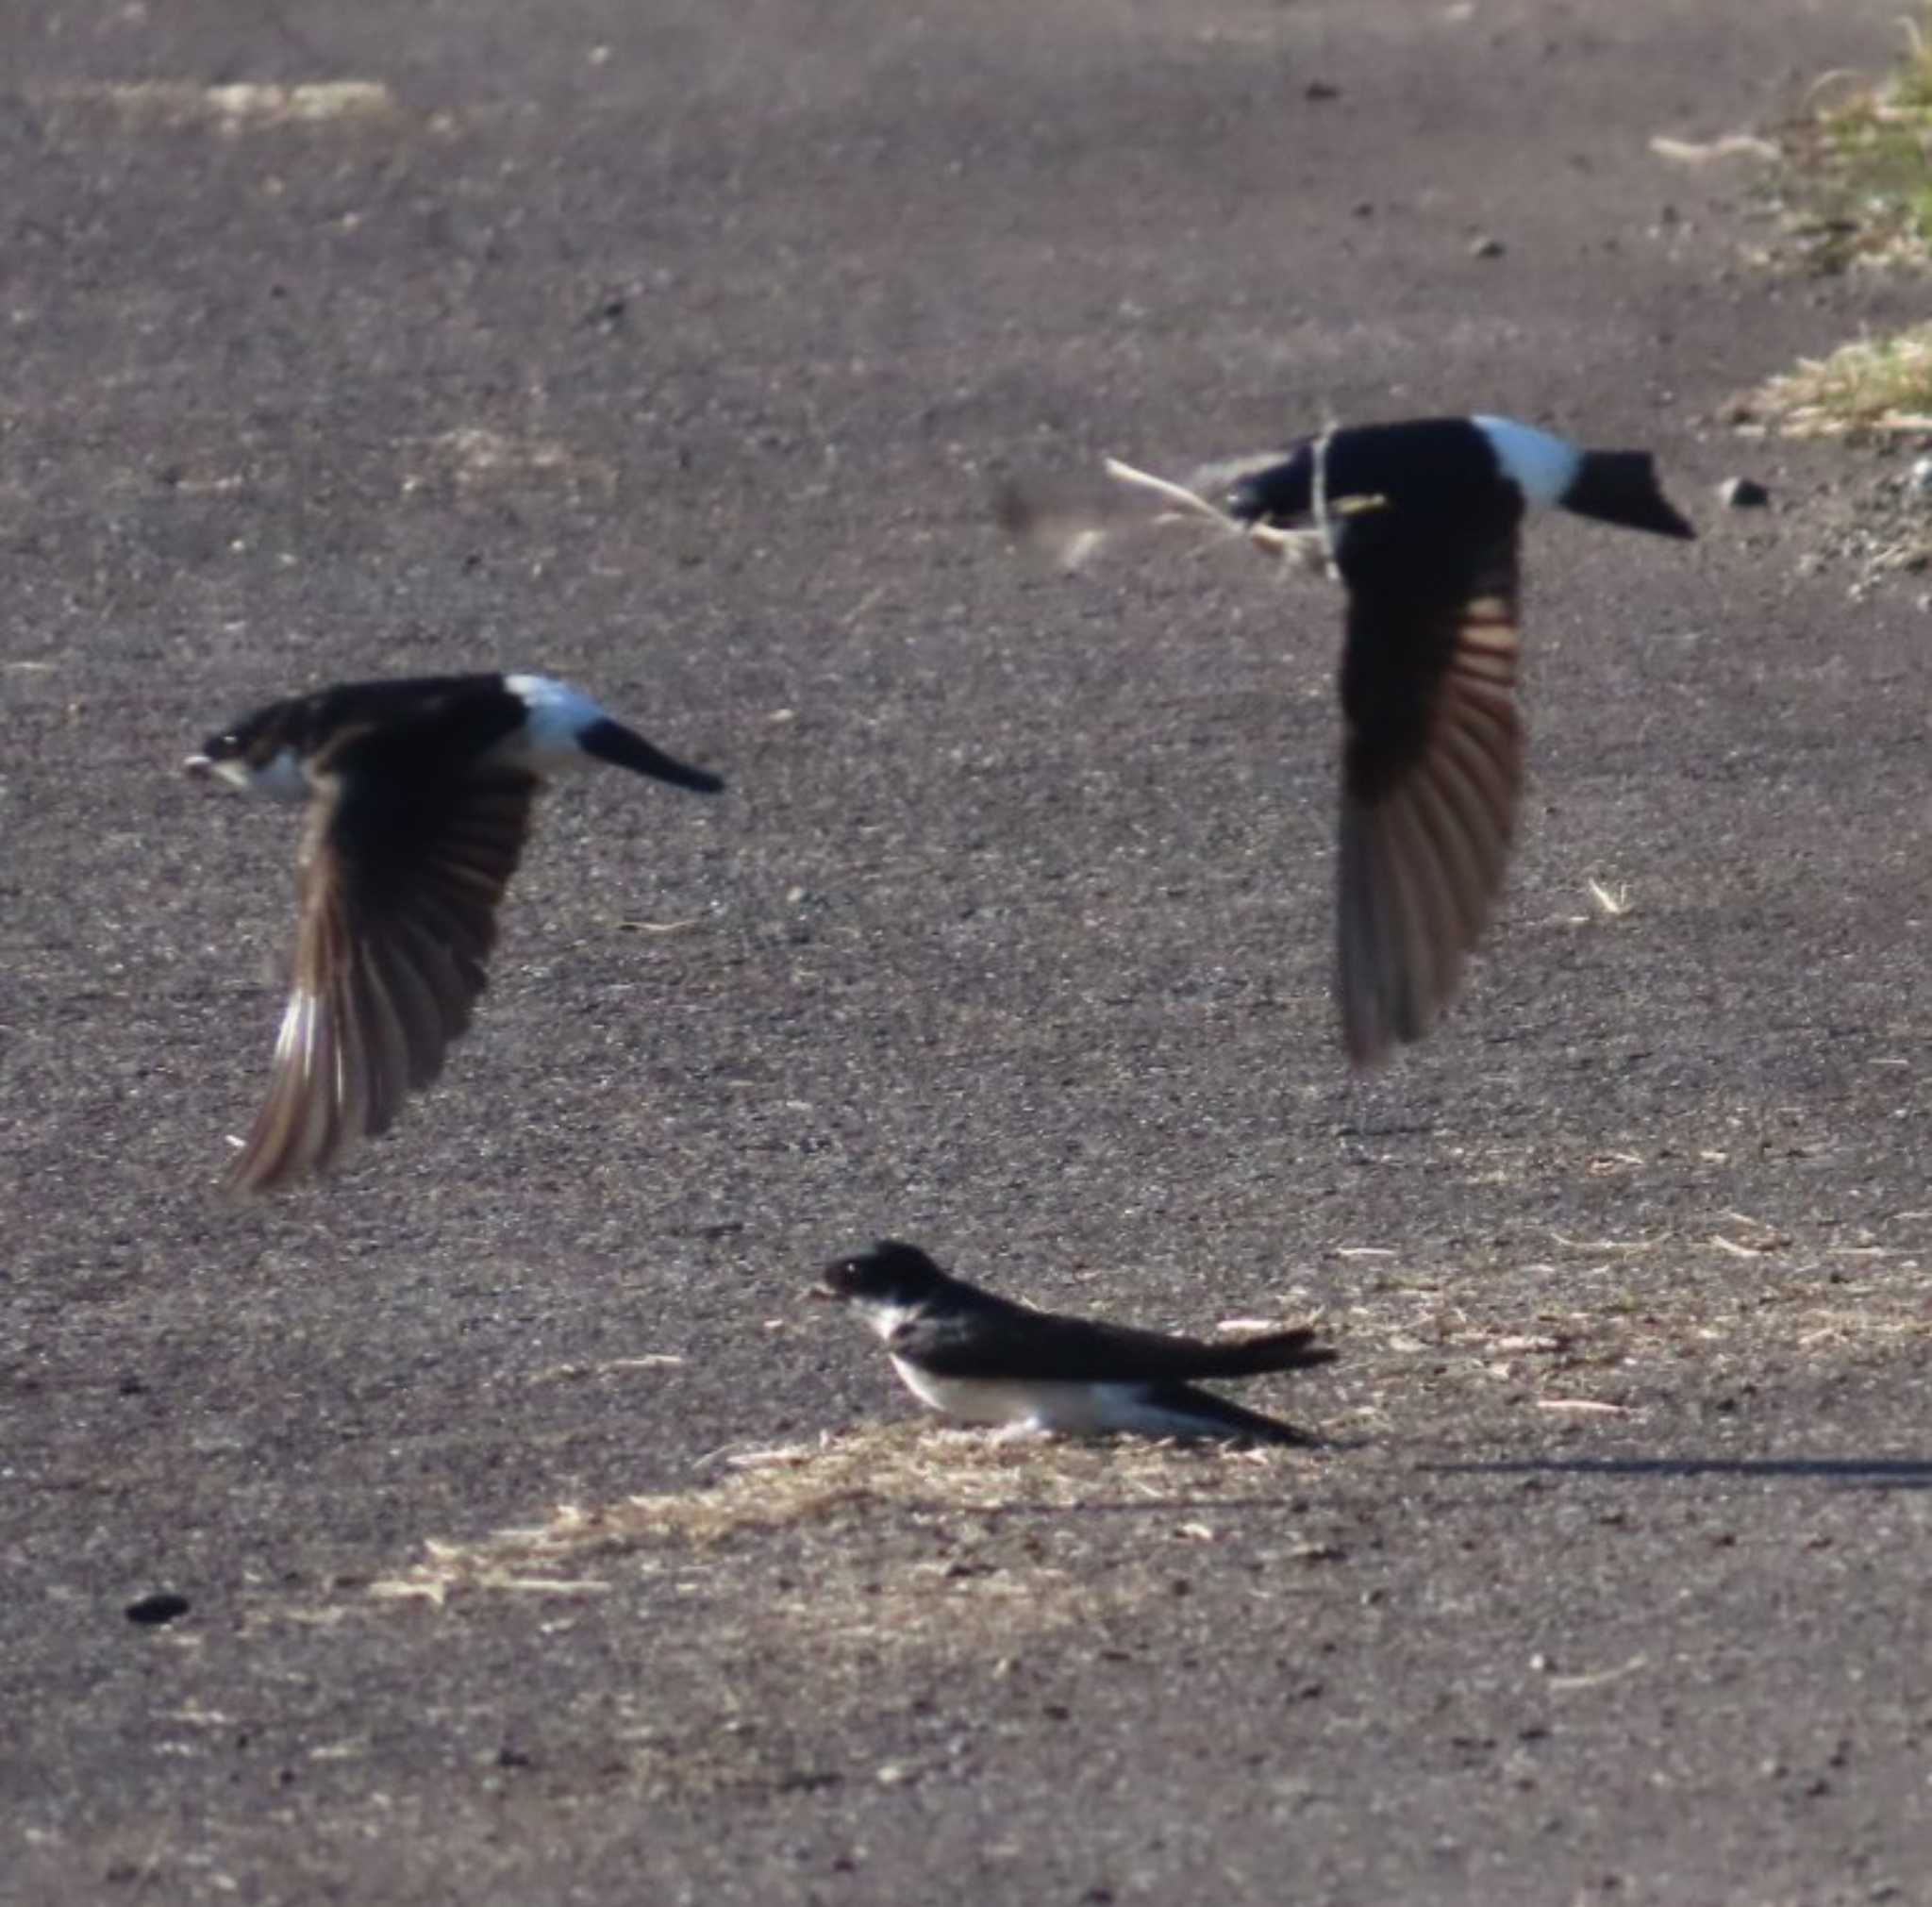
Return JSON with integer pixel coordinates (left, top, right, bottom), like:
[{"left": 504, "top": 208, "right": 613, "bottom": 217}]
[
  {"left": 504, "top": 674, "right": 608, "bottom": 764},
  {"left": 1472, "top": 415, "right": 1582, "bottom": 510}
]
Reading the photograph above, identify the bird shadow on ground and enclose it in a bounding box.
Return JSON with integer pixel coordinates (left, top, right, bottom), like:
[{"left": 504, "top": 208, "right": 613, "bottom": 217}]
[{"left": 1425, "top": 1456, "right": 1932, "bottom": 1491}]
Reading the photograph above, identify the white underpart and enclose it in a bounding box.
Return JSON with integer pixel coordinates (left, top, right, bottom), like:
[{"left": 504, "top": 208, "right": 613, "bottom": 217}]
[
  {"left": 503, "top": 673, "right": 608, "bottom": 767},
  {"left": 886, "top": 1361, "right": 1225, "bottom": 1438},
  {"left": 1472, "top": 415, "right": 1582, "bottom": 510}
]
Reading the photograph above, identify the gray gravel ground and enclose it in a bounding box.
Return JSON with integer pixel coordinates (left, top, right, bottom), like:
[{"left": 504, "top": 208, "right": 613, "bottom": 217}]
[{"left": 6, "top": 1, "right": 1932, "bottom": 1901}]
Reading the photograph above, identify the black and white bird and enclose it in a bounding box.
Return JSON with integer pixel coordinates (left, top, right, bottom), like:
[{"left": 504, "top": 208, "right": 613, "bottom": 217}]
[
  {"left": 815, "top": 1240, "right": 1333, "bottom": 1444},
  {"left": 1008, "top": 415, "right": 1695, "bottom": 1065},
  {"left": 185, "top": 672, "right": 723, "bottom": 1195}
]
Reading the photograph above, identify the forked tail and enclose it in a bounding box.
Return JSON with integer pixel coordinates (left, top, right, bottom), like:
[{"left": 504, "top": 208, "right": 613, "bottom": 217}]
[
  {"left": 1150, "top": 1382, "right": 1322, "bottom": 1446},
  {"left": 1563, "top": 451, "right": 1696, "bottom": 538},
  {"left": 1187, "top": 1325, "right": 1337, "bottom": 1380},
  {"left": 580, "top": 719, "right": 724, "bottom": 792}
]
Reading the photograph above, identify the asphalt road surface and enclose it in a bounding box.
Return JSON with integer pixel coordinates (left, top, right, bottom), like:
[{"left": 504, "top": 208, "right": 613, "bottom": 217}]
[{"left": 6, "top": 2, "right": 1932, "bottom": 1901}]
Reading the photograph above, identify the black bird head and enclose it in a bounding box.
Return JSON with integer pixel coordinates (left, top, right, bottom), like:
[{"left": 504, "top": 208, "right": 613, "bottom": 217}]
[
  {"left": 183, "top": 697, "right": 308, "bottom": 795},
  {"left": 815, "top": 1239, "right": 952, "bottom": 1311},
  {"left": 1221, "top": 441, "right": 1317, "bottom": 527}
]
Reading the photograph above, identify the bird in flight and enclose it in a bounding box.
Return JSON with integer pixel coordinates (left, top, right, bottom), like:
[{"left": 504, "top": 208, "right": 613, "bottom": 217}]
[
  {"left": 1003, "top": 415, "right": 1695, "bottom": 1065},
  {"left": 186, "top": 672, "right": 722, "bottom": 1195},
  {"left": 815, "top": 1239, "right": 1334, "bottom": 1444}
]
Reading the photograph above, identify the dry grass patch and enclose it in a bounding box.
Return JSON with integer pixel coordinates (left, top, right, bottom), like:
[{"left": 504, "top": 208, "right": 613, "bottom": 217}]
[
  {"left": 38, "top": 80, "right": 397, "bottom": 129},
  {"left": 362, "top": 1227, "right": 1932, "bottom": 1629},
  {"left": 362, "top": 1426, "right": 1355, "bottom": 1704},
  {"left": 1768, "top": 8, "right": 1932, "bottom": 273},
  {"left": 400, "top": 427, "right": 617, "bottom": 499},
  {"left": 369, "top": 1424, "right": 1318, "bottom": 1610},
  {"left": 1740, "top": 326, "right": 1932, "bottom": 437},
  {"left": 1323, "top": 1214, "right": 1932, "bottom": 1421},
  {"left": 1740, "top": 9, "right": 1932, "bottom": 433},
  {"left": 1730, "top": 12, "right": 1932, "bottom": 460}
]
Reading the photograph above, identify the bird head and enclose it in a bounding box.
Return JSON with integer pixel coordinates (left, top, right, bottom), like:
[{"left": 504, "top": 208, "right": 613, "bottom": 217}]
[
  {"left": 814, "top": 1240, "right": 951, "bottom": 1321},
  {"left": 1216, "top": 441, "right": 1317, "bottom": 527},
  {"left": 183, "top": 701, "right": 308, "bottom": 799}
]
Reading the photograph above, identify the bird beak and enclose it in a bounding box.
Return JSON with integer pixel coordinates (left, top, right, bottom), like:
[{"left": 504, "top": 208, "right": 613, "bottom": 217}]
[{"left": 805, "top": 1284, "right": 841, "bottom": 1303}]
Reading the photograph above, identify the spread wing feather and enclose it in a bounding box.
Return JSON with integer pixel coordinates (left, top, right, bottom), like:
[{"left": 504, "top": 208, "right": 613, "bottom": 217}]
[
  {"left": 1333, "top": 503, "right": 1524, "bottom": 1066},
  {"left": 225, "top": 755, "right": 537, "bottom": 1195}
]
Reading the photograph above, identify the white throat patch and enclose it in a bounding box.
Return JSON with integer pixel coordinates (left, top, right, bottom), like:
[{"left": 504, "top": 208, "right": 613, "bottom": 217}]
[
  {"left": 206, "top": 744, "right": 308, "bottom": 801},
  {"left": 852, "top": 1297, "right": 924, "bottom": 1345}
]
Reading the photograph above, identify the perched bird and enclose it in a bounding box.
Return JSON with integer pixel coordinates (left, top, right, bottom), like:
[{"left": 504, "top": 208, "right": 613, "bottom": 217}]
[
  {"left": 1007, "top": 416, "right": 1695, "bottom": 1065},
  {"left": 185, "top": 672, "right": 723, "bottom": 1195},
  {"left": 815, "top": 1240, "right": 1333, "bottom": 1444}
]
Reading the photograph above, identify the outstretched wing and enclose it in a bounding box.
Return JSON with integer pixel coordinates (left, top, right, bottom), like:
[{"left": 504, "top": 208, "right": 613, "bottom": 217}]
[
  {"left": 1331, "top": 493, "right": 1524, "bottom": 1066},
  {"left": 225, "top": 733, "right": 538, "bottom": 1195}
]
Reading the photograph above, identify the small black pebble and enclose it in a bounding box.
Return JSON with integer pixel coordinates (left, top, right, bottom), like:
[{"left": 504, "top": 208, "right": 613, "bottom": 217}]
[
  {"left": 1305, "top": 80, "right": 1341, "bottom": 101},
  {"left": 125, "top": 1592, "right": 190, "bottom": 1627},
  {"left": 1720, "top": 477, "right": 1770, "bottom": 509}
]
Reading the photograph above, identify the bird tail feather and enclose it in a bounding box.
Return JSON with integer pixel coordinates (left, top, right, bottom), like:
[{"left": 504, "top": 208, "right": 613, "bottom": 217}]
[
  {"left": 1149, "top": 1383, "right": 1321, "bottom": 1446},
  {"left": 1563, "top": 451, "right": 1696, "bottom": 538},
  {"left": 578, "top": 719, "right": 724, "bottom": 792},
  {"left": 1185, "top": 1326, "right": 1337, "bottom": 1380}
]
